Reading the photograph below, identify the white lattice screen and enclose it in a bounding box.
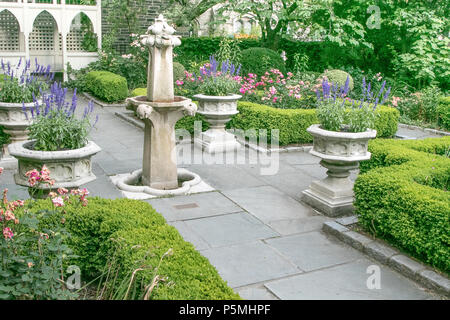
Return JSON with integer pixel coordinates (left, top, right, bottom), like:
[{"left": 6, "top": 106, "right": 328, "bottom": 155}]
[
  {"left": 0, "top": 10, "right": 20, "bottom": 52},
  {"left": 29, "top": 11, "right": 62, "bottom": 52}
]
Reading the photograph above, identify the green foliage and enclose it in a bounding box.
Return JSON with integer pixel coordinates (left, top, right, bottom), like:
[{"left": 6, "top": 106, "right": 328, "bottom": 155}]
[
  {"left": 130, "top": 87, "right": 147, "bottom": 97},
  {"left": 355, "top": 137, "right": 450, "bottom": 274},
  {"left": 316, "top": 99, "right": 345, "bottom": 132},
  {"left": 437, "top": 97, "right": 450, "bottom": 130},
  {"left": 25, "top": 198, "right": 240, "bottom": 300},
  {"left": 29, "top": 109, "right": 92, "bottom": 151},
  {"left": 85, "top": 71, "right": 128, "bottom": 103},
  {"left": 395, "top": 86, "right": 444, "bottom": 126},
  {"left": 0, "top": 175, "right": 87, "bottom": 300},
  {"left": 239, "top": 47, "right": 286, "bottom": 76},
  {"left": 0, "top": 126, "right": 10, "bottom": 146},
  {"left": 173, "top": 62, "right": 186, "bottom": 81},
  {"left": 371, "top": 105, "right": 400, "bottom": 138},
  {"left": 228, "top": 101, "right": 318, "bottom": 146},
  {"left": 197, "top": 76, "right": 240, "bottom": 96},
  {"left": 214, "top": 37, "right": 242, "bottom": 65},
  {"left": 0, "top": 75, "right": 48, "bottom": 104},
  {"left": 27, "top": 84, "right": 96, "bottom": 151},
  {"left": 0, "top": 208, "right": 76, "bottom": 300},
  {"left": 320, "top": 70, "right": 354, "bottom": 91},
  {"left": 174, "top": 37, "right": 259, "bottom": 71},
  {"left": 79, "top": 12, "right": 97, "bottom": 52}
]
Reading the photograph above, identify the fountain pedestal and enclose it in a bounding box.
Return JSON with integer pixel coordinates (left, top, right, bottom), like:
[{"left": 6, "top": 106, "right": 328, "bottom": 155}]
[
  {"left": 115, "top": 14, "right": 201, "bottom": 196},
  {"left": 127, "top": 97, "right": 196, "bottom": 190}
]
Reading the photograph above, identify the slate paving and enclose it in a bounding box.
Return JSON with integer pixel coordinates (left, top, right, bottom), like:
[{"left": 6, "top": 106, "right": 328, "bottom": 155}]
[{"left": 0, "top": 95, "right": 445, "bottom": 300}]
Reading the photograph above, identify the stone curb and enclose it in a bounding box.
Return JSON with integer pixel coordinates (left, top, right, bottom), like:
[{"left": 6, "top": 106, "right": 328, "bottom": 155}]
[
  {"left": 115, "top": 111, "right": 144, "bottom": 130},
  {"left": 235, "top": 134, "right": 312, "bottom": 154},
  {"left": 322, "top": 219, "right": 450, "bottom": 297},
  {"left": 82, "top": 92, "right": 127, "bottom": 108},
  {"left": 398, "top": 123, "right": 450, "bottom": 136}
]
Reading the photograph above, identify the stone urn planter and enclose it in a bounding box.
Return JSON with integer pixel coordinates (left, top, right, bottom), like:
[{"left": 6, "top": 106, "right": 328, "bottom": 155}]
[
  {"left": 8, "top": 140, "right": 101, "bottom": 197},
  {"left": 193, "top": 94, "right": 241, "bottom": 153},
  {"left": 0, "top": 100, "right": 36, "bottom": 168},
  {"left": 301, "top": 124, "right": 377, "bottom": 217}
]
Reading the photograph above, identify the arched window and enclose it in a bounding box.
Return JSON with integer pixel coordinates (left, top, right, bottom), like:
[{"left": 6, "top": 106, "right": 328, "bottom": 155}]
[
  {"left": 29, "top": 11, "right": 62, "bottom": 52},
  {"left": 0, "top": 10, "right": 20, "bottom": 52},
  {"left": 67, "top": 12, "right": 97, "bottom": 52}
]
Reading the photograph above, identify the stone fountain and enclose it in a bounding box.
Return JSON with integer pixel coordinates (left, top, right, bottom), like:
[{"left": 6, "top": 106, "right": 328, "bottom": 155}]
[{"left": 114, "top": 15, "right": 202, "bottom": 196}]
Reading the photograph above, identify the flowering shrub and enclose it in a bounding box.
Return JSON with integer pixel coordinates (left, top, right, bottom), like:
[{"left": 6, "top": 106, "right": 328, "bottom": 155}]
[
  {"left": 0, "top": 58, "right": 54, "bottom": 103},
  {"left": 239, "top": 69, "right": 318, "bottom": 109},
  {"left": 176, "top": 56, "right": 241, "bottom": 97},
  {"left": 0, "top": 166, "right": 89, "bottom": 299},
  {"left": 26, "top": 82, "right": 98, "bottom": 151},
  {"left": 390, "top": 86, "right": 443, "bottom": 126},
  {"left": 316, "top": 76, "right": 391, "bottom": 132}
]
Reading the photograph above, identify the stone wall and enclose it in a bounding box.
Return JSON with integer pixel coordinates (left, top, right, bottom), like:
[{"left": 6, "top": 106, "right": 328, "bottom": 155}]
[{"left": 101, "top": 0, "right": 167, "bottom": 53}]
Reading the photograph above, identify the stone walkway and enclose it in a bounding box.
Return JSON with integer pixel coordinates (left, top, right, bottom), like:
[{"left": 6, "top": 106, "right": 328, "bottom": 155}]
[{"left": 1, "top": 98, "right": 445, "bottom": 300}]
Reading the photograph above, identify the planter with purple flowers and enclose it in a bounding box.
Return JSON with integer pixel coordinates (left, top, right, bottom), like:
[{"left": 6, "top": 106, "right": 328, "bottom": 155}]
[
  {"left": 8, "top": 81, "right": 100, "bottom": 197},
  {"left": 0, "top": 58, "right": 54, "bottom": 168},
  {"left": 302, "top": 76, "right": 391, "bottom": 217},
  {"left": 192, "top": 56, "right": 242, "bottom": 153}
]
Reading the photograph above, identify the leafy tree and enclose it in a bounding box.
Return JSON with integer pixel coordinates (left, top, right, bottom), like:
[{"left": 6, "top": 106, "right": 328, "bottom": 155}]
[{"left": 217, "top": 0, "right": 371, "bottom": 51}]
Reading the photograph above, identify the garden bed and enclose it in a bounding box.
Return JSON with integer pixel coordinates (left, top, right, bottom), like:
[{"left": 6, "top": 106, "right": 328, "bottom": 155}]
[
  {"left": 354, "top": 137, "right": 450, "bottom": 275},
  {"left": 25, "top": 198, "right": 240, "bottom": 300}
]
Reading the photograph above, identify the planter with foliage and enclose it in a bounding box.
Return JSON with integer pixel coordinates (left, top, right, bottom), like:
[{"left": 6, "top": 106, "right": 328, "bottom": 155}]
[
  {"left": 302, "top": 77, "right": 391, "bottom": 216},
  {"left": 192, "top": 56, "right": 242, "bottom": 153},
  {"left": 0, "top": 59, "right": 52, "bottom": 167},
  {"left": 8, "top": 83, "right": 100, "bottom": 197}
]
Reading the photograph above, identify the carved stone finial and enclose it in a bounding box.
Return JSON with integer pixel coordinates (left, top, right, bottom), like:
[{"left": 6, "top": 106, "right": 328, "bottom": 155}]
[{"left": 141, "top": 14, "right": 180, "bottom": 48}]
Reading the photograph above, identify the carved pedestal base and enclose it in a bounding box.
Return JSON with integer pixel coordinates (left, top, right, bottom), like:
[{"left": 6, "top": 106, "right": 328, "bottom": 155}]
[
  {"left": 302, "top": 160, "right": 359, "bottom": 217},
  {"left": 302, "top": 125, "right": 377, "bottom": 217}
]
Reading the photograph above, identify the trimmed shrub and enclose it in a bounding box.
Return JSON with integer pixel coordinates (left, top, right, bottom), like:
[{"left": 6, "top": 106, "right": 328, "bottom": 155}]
[
  {"left": 437, "top": 96, "right": 450, "bottom": 130},
  {"left": 85, "top": 71, "right": 128, "bottom": 103},
  {"left": 228, "top": 101, "right": 317, "bottom": 145},
  {"left": 320, "top": 69, "right": 354, "bottom": 90},
  {"left": 228, "top": 102, "right": 399, "bottom": 146},
  {"left": 240, "top": 47, "right": 286, "bottom": 76},
  {"left": 355, "top": 137, "right": 450, "bottom": 274},
  {"left": 173, "top": 62, "right": 186, "bottom": 81},
  {"left": 23, "top": 198, "right": 240, "bottom": 300},
  {"left": 130, "top": 87, "right": 147, "bottom": 97}
]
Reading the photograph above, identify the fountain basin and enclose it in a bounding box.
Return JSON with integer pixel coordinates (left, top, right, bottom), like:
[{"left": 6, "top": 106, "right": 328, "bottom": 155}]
[{"left": 112, "top": 168, "right": 205, "bottom": 197}]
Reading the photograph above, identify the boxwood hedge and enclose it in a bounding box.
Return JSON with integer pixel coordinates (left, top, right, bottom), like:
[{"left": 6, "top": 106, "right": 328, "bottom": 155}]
[
  {"left": 85, "top": 71, "right": 128, "bottom": 103},
  {"left": 25, "top": 198, "right": 240, "bottom": 300},
  {"left": 355, "top": 137, "right": 450, "bottom": 274}
]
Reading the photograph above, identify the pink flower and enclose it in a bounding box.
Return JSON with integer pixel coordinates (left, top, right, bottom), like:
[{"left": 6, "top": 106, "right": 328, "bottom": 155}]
[
  {"left": 175, "top": 80, "right": 184, "bottom": 86},
  {"left": 3, "top": 227, "right": 13, "bottom": 240},
  {"left": 57, "top": 187, "right": 68, "bottom": 195},
  {"left": 0, "top": 167, "right": 3, "bottom": 175},
  {"left": 269, "top": 86, "right": 277, "bottom": 95},
  {"left": 4, "top": 210, "right": 15, "bottom": 221},
  {"left": 391, "top": 96, "right": 402, "bottom": 107},
  {"left": 51, "top": 197, "right": 64, "bottom": 207}
]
